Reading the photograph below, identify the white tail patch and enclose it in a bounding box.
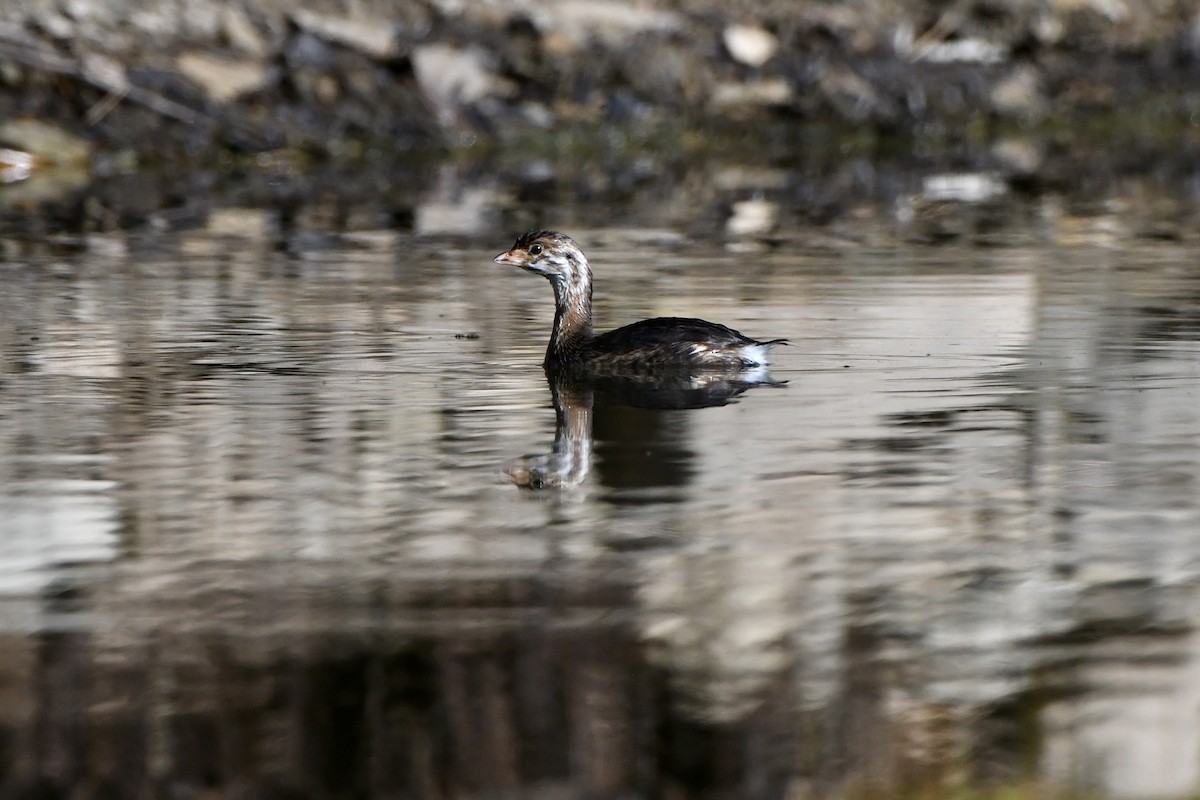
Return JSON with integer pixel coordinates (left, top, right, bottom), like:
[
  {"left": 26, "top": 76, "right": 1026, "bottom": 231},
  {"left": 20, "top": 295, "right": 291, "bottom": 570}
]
[{"left": 739, "top": 343, "right": 773, "bottom": 366}]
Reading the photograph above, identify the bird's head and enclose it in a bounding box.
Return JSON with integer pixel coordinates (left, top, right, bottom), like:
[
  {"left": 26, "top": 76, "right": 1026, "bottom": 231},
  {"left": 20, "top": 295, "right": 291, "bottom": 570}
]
[{"left": 494, "top": 230, "right": 590, "bottom": 287}]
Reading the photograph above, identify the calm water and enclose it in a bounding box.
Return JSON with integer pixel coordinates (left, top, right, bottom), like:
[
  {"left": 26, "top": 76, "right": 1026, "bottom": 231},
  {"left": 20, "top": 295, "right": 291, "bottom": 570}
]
[{"left": 1, "top": 206, "right": 1199, "bottom": 798}]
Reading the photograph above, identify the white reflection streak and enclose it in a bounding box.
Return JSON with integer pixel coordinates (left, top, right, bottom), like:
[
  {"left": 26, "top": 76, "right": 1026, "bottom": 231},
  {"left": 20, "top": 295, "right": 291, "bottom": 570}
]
[
  {"left": 1041, "top": 626, "right": 1200, "bottom": 798},
  {"left": 0, "top": 480, "right": 119, "bottom": 600}
]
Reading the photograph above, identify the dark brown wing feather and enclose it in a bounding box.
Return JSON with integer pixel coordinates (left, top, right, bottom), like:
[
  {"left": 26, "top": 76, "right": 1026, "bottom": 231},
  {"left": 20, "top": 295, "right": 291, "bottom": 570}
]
[
  {"left": 593, "top": 317, "right": 774, "bottom": 351},
  {"left": 585, "top": 317, "right": 786, "bottom": 368}
]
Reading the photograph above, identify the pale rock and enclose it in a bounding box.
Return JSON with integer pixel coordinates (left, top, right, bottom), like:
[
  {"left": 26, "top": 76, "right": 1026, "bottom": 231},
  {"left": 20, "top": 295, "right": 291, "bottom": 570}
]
[
  {"left": 710, "top": 78, "right": 792, "bottom": 110},
  {"left": 0, "top": 119, "right": 92, "bottom": 165},
  {"left": 992, "top": 139, "right": 1043, "bottom": 176},
  {"left": 723, "top": 24, "right": 779, "bottom": 68},
  {"left": 80, "top": 51, "right": 129, "bottom": 93},
  {"left": 1060, "top": 0, "right": 1129, "bottom": 23},
  {"left": 713, "top": 166, "right": 791, "bottom": 192},
  {"left": 726, "top": 198, "right": 777, "bottom": 237},
  {"left": 177, "top": 52, "right": 271, "bottom": 103},
  {"left": 36, "top": 11, "right": 74, "bottom": 39},
  {"left": 990, "top": 66, "right": 1046, "bottom": 117},
  {"left": 412, "top": 44, "right": 514, "bottom": 124},
  {"left": 130, "top": 7, "right": 183, "bottom": 39},
  {"left": 1034, "top": 12, "right": 1065, "bottom": 44},
  {"left": 61, "top": 0, "right": 103, "bottom": 23},
  {"left": 222, "top": 6, "right": 269, "bottom": 57},
  {"left": 922, "top": 173, "right": 1007, "bottom": 203},
  {"left": 520, "top": 101, "right": 556, "bottom": 128},
  {"left": 290, "top": 9, "right": 398, "bottom": 60},
  {"left": 530, "top": 0, "right": 681, "bottom": 47},
  {"left": 206, "top": 208, "right": 272, "bottom": 239},
  {"left": 0, "top": 148, "right": 34, "bottom": 184},
  {"left": 912, "top": 37, "right": 1007, "bottom": 64}
]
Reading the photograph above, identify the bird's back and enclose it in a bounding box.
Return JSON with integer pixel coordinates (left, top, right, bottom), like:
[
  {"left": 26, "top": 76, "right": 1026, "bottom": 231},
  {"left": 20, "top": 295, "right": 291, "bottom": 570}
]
[{"left": 586, "top": 317, "right": 785, "bottom": 369}]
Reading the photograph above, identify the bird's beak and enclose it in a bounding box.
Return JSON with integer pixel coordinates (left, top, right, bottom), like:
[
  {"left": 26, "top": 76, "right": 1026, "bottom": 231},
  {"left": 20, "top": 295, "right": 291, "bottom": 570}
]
[{"left": 494, "top": 249, "right": 523, "bottom": 266}]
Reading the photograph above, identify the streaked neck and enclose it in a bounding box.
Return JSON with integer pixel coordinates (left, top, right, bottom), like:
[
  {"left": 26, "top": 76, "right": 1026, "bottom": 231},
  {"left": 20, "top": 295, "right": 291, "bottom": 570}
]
[{"left": 547, "top": 272, "right": 593, "bottom": 363}]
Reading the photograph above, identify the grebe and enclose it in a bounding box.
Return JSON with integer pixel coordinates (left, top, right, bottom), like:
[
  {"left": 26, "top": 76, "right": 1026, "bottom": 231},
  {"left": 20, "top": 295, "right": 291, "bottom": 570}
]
[{"left": 495, "top": 230, "right": 786, "bottom": 370}]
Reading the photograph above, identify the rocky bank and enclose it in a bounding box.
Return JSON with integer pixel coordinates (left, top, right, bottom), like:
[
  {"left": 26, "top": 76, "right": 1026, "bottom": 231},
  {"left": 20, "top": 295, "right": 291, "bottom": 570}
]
[{"left": 3, "top": 0, "right": 1200, "bottom": 234}]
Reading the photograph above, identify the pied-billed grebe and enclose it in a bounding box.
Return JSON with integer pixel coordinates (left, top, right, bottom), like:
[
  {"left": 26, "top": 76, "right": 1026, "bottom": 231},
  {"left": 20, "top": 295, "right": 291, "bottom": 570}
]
[{"left": 495, "top": 230, "right": 786, "bottom": 370}]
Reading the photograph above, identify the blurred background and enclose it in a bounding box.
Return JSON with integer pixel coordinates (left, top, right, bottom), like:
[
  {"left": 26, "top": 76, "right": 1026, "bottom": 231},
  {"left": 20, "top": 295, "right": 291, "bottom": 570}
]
[{"left": 2, "top": 1, "right": 1200, "bottom": 798}]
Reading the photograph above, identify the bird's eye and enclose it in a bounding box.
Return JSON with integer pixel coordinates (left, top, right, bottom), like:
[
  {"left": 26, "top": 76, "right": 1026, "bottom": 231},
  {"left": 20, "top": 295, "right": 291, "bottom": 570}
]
[{"left": 528, "top": 244, "right": 543, "bottom": 255}]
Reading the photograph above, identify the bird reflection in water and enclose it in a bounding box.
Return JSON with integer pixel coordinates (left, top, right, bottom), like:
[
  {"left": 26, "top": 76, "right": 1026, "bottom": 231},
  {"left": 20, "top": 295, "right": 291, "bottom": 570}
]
[{"left": 506, "top": 367, "right": 784, "bottom": 489}]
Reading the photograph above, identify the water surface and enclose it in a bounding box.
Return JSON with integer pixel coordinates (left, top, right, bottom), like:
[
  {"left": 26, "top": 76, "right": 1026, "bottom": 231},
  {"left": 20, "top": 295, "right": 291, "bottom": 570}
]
[{"left": 1, "top": 211, "right": 1198, "bottom": 798}]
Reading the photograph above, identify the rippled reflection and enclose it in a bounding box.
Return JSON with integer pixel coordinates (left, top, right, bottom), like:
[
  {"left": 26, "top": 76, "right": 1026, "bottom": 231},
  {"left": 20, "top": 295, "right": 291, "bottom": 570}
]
[
  {"left": 506, "top": 368, "right": 783, "bottom": 490},
  {"left": 0, "top": 221, "right": 1198, "bottom": 798}
]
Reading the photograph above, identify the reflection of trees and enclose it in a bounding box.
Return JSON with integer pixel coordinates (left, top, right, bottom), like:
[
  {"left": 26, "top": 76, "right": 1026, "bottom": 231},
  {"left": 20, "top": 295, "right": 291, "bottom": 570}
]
[
  {"left": 0, "top": 564, "right": 654, "bottom": 798},
  {"left": 0, "top": 558, "right": 982, "bottom": 800}
]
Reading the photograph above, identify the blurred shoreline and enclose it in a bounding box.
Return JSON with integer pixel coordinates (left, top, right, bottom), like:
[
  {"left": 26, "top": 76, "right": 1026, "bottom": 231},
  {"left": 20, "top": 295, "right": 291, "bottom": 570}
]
[{"left": 2, "top": 0, "right": 1200, "bottom": 239}]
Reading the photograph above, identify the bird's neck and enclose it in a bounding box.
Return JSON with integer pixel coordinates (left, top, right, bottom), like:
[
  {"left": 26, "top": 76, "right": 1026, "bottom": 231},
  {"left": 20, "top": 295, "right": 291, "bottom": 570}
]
[{"left": 547, "top": 273, "right": 593, "bottom": 364}]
